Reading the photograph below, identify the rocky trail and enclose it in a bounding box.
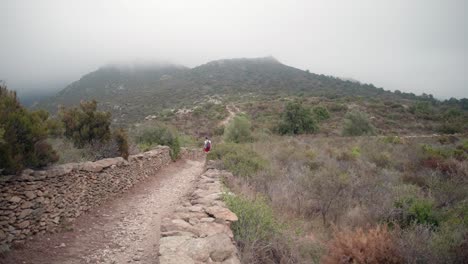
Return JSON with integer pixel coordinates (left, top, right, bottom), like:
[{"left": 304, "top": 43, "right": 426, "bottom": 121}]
[
  {"left": 219, "top": 105, "right": 241, "bottom": 127},
  {"left": 1, "top": 158, "right": 205, "bottom": 264}
]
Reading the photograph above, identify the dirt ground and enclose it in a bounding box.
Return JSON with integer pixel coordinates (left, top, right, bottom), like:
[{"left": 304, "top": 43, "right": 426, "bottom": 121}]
[{"left": 0, "top": 158, "right": 205, "bottom": 264}]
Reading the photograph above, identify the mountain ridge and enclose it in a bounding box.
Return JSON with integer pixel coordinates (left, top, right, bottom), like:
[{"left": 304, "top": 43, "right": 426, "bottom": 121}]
[{"left": 36, "top": 56, "right": 429, "bottom": 123}]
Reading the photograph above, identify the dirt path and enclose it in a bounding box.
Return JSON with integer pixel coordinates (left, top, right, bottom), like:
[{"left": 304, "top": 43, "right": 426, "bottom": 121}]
[
  {"left": 1, "top": 158, "right": 205, "bottom": 264},
  {"left": 219, "top": 104, "right": 241, "bottom": 127}
]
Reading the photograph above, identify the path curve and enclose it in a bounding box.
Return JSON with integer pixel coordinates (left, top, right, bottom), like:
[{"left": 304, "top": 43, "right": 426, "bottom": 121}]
[
  {"left": 219, "top": 104, "right": 241, "bottom": 127},
  {"left": 1, "top": 158, "right": 205, "bottom": 264}
]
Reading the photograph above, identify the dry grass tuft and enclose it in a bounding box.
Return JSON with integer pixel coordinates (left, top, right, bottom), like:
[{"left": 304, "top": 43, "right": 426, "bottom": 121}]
[{"left": 322, "top": 225, "right": 403, "bottom": 264}]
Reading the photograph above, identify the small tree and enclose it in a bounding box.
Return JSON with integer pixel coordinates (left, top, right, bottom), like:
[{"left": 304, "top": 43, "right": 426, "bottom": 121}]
[
  {"left": 60, "top": 100, "right": 111, "bottom": 148},
  {"left": 342, "top": 110, "right": 376, "bottom": 136},
  {"left": 278, "top": 101, "right": 317, "bottom": 135},
  {"left": 113, "top": 128, "right": 129, "bottom": 160},
  {"left": 0, "top": 83, "right": 58, "bottom": 174},
  {"left": 136, "top": 123, "right": 181, "bottom": 160},
  {"left": 224, "top": 115, "right": 253, "bottom": 143},
  {"left": 313, "top": 106, "right": 331, "bottom": 121}
]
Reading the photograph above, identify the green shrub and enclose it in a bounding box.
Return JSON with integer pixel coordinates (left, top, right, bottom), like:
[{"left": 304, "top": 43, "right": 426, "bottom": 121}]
[
  {"left": 213, "top": 125, "right": 225, "bottom": 136},
  {"left": 224, "top": 115, "right": 252, "bottom": 143},
  {"left": 60, "top": 100, "right": 112, "bottom": 148},
  {"left": 428, "top": 201, "right": 468, "bottom": 262},
  {"left": 135, "top": 123, "right": 181, "bottom": 160},
  {"left": 207, "top": 143, "right": 267, "bottom": 178},
  {"left": 278, "top": 101, "right": 318, "bottom": 135},
  {"left": 421, "top": 144, "right": 467, "bottom": 161},
  {"left": 113, "top": 128, "right": 129, "bottom": 160},
  {"left": 372, "top": 152, "right": 392, "bottom": 168},
  {"left": 410, "top": 101, "right": 434, "bottom": 119},
  {"left": 328, "top": 103, "right": 347, "bottom": 112},
  {"left": 337, "top": 146, "right": 361, "bottom": 161},
  {"left": 393, "top": 197, "right": 439, "bottom": 228},
  {"left": 342, "top": 110, "right": 376, "bottom": 136},
  {"left": 224, "top": 194, "right": 280, "bottom": 243},
  {"left": 313, "top": 106, "right": 330, "bottom": 121},
  {"left": 46, "top": 117, "right": 64, "bottom": 137},
  {"left": 438, "top": 121, "right": 464, "bottom": 134},
  {"left": 0, "top": 84, "right": 58, "bottom": 174}
]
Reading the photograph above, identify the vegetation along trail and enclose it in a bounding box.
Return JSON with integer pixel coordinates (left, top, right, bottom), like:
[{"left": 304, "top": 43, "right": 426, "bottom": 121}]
[
  {"left": 219, "top": 104, "right": 241, "bottom": 127},
  {"left": 1, "top": 158, "right": 205, "bottom": 264}
]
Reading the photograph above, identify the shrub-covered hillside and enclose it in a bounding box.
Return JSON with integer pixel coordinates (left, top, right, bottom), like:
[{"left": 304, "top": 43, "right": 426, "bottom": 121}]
[{"left": 35, "top": 57, "right": 466, "bottom": 126}]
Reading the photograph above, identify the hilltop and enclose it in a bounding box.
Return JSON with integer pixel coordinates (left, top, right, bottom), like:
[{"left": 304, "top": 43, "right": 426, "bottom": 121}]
[{"left": 37, "top": 57, "right": 418, "bottom": 124}]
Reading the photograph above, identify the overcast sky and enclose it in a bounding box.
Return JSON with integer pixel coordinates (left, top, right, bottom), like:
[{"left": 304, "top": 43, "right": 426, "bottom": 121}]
[{"left": 1, "top": 0, "right": 467, "bottom": 99}]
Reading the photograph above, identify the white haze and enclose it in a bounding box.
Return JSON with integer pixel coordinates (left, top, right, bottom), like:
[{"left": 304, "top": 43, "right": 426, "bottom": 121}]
[{"left": 1, "top": 0, "right": 467, "bottom": 99}]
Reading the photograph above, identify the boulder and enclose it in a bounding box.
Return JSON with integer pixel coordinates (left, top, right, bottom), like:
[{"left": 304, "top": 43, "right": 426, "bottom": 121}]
[
  {"left": 205, "top": 206, "right": 238, "bottom": 222},
  {"left": 159, "top": 235, "right": 193, "bottom": 256},
  {"left": 159, "top": 254, "right": 194, "bottom": 264},
  {"left": 80, "top": 161, "right": 104, "bottom": 172},
  {"left": 47, "top": 164, "right": 74, "bottom": 177},
  {"left": 222, "top": 257, "right": 242, "bottom": 264},
  {"left": 180, "top": 233, "right": 237, "bottom": 262}
]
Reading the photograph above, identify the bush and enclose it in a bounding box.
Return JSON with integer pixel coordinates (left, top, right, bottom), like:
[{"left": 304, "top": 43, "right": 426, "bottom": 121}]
[
  {"left": 224, "top": 194, "right": 297, "bottom": 263},
  {"left": 207, "top": 143, "right": 267, "bottom": 178},
  {"left": 313, "top": 106, "right": 330, "bottom": 121},
  {"left": 113, "top": 128, "right": 129, "bottom": 160},
  {"left": 46, "top": 117, "right": 64, "bottom": 137},
  {"left": 438, "top": 121, "right": 464, "bottom": 134},
  {"left": 322, "top": 225, "right": 403, "bottom": 264},
  {"left": 0, "top": 84, "right": 58, "bottom": 174},
  {"left": 224, "top": 194, "right": 280, "bottom": 243},
  {"left": 342, "top": 110, "right": 376, "bottom": 136},
  {"left": 393, "top": 197, "right": 439, "bottom": 228},
  {"left": 135, "top": 123, "right": 181, "bottom": 160},
  {"left": 410, "top": 101, "right": 434, "bottom": 119},
  {"left": 60, "top": 100, "right": 112, "bottom": 148},
  {"left": 224, "top": 115, "right": 253, "bottom": 143},
  {"left": 328, "top": 103, "right": 347, "bottom": 112},
  {"left": 278, "top": 101, "right": 318, "bottom": 135},
  {"left": 212, "top": 124, "right": 225, "bottom": 136}
]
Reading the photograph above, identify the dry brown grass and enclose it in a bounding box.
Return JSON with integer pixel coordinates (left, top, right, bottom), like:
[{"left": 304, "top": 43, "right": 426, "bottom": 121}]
[
  {"left": 322, "top": 225, "right": 403, "bottom": 264},
  {"left": 216, "top": 134, "right": 468, "bottom": 263}
]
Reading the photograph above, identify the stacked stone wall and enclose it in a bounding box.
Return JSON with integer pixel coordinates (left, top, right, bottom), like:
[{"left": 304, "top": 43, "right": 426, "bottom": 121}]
[
  {"left": 0, "top": 146, "right": 171, "bottom": 250},
  {"left": 159, "top": 161, "right": 241, "bottom": 264}
]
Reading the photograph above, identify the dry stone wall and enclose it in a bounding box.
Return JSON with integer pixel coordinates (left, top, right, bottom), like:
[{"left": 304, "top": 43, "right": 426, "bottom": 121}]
[
  {"left": 159, "top": 161, "right": 240, "bottom": 264},
  {"left": 0, "top": 146, "right": 172, "bottom": 251}
]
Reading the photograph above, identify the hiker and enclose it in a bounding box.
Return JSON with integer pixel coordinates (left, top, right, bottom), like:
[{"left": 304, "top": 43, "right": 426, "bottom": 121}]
[{"left": 203, "top": 137, "right": 212, "bottom": 153}]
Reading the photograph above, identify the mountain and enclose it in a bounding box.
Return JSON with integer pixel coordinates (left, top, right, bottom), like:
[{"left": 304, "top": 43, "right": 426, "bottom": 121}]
[{"left": 37, "top": 57, "right": 415, "bottom": 124}]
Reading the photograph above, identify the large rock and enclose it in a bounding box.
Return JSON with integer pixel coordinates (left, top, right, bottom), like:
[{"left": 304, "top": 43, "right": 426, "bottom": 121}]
[
  {"left": 205, "top": 206, "right": 238, "bottom": 222},
  {"left": 222, "top": 257, "right": 242, "bottom": 264},
  {"left": 47, "top": 163, "right": 74, "bottom": 177},
  {"left": 180, "top": 233, "right": 237, "bottom": 262},
  {"left": 80, "top": 161, "right": 104, "bottom": 172},
  {"left": 159, "top": 235, "right": 193, "bottom": 256},
  {"left": 159, "top": 254, "right": 195, "bottom": 264},
  {"left": 94, "top": 157, "right": 125, "bottom": 169},
  {"left": 193, "top": 222, "right": 234, "bottom": 238},
  {"left": 161, "top": 219, "right": 199, "bottom": 236}
]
